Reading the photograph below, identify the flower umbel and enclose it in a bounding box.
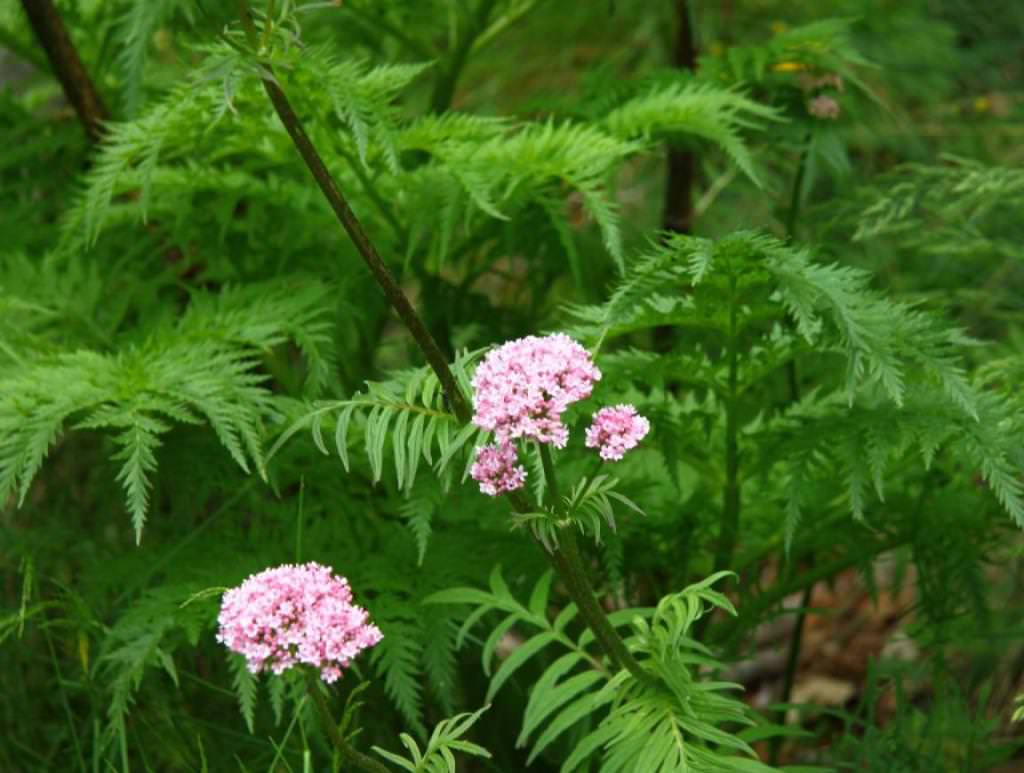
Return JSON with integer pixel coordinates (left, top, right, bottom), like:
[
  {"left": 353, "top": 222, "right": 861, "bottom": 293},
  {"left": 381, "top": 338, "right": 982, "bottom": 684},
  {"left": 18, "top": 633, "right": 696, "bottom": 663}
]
[
  {"left": 585, "top": 404, "right": 651, "bottom": 461},
  {"left": 471, "top": 441, "right": 527, "bottom": 496},
  {"left": 217, "top": 562, "right": 382, "bottom": 683},
  {"left": 808, "top": 94, "right": 840, "bottom": 120},
  {"left": 471, "top": 333, "right": 601, "bottom": 448}
]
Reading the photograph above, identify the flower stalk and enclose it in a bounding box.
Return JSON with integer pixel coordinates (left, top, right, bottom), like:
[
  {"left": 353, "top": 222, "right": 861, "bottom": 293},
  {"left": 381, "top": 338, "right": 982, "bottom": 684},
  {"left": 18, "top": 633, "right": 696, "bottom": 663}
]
[
  {"left": 304, "top": 670, "right": 391, "bottom": 773},
  {"left": 537, "top": 445, "right": 651, "bottom": 685},
  {"left": 237, "top": 0, "right": 471, "bottom": 425},
  {"left": 237, "top": 0, "right": 645, "bottom": 695}
]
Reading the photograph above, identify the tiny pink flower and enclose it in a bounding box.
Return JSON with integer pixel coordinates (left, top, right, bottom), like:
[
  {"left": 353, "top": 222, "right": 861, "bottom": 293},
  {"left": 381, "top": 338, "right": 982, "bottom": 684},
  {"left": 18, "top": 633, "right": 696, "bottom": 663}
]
[
  {"left": 471, "top": 333, "right": 601, "bottom": 448},
  {"left": 808, "top": 94, "right": 840, "bottom": 120},
  {"left": 471, "top": 442, "right": 527, "bottom": 496},
  {"left": 216, "top": 562, "right": 382, "bottom": 683},
  {"left": 585, "top": 404, "right": 651, "bottom": 461}
]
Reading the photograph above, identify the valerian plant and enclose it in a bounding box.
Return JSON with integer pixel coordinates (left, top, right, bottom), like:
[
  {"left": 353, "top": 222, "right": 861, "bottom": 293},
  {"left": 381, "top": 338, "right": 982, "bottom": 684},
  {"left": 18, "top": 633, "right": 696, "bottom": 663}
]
[{"left": 3, "top": 1, "right": 1024, "bottom": 771}]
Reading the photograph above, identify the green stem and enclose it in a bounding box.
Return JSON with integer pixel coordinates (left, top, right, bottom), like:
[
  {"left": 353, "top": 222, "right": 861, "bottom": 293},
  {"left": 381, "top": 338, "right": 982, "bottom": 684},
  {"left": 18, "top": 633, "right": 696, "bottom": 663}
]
[
  {"left": 558, "top": 526, "right": 651, "bottom": 685},
  {"left": 768, "top": 576, "right": 813, "bottom": 765},
  {"left": 336, "top": 145, "right": 407, "bottom": 246},
  {"left": 533, "top": 445, "right": 651, "bottom": 684},
  {"left": 428, "top": 0, "right": 496, "bottom": 113},
  {"left": 713, "top": 275, "right": 741, "bottom": 577},
  {"left": 769, "top": 140, "right": 815, "bottom": 752},
  {"left": 237, "top": 2, "right": 472, "bottom": 424},
  {"left": 784, "top": 132, "right": 812, "bottom": 243},
  {"left": 240, "top": 0, "right": 644, "bottom": 692},
  {"left": 304, "top": 671, "right": 391, "bottom": 773},
  {"left": 783, "top": 132, "right": 811, "bottom": 398},
  {"left": 537, "top": 442, "right": 560, "bottom": 509},
  {"left": 713, "top": 535, "right": 907, "bottom": 648}
]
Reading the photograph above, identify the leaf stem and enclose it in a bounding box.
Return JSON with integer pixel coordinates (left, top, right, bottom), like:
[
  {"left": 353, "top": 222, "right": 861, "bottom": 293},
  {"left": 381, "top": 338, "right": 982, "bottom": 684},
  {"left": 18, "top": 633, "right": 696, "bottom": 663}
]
[
  {"left": 237, "top": 1, "right": 472, "bottom": 424},
  {"left": 304, "top": 671, "right": 391, "bottom": 773}
]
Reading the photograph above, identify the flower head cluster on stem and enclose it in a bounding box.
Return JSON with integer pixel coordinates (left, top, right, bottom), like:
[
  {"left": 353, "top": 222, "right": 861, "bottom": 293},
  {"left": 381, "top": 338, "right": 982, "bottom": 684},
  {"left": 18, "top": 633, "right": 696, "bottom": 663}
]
[
  {"left": 217, "top": 562, "right": 382, "bottom": 683},
  {"left": 471, "top": 333, "right": 601, "bottom": 448},
  {"left": 470, "top": 442, "right": 527, "bottom": 495},
  {"left": 469, "top": 333, "right": 652, "bottom": 495},
  {"left": 585, "top": 404, "right": 651, "bottom": 461}
]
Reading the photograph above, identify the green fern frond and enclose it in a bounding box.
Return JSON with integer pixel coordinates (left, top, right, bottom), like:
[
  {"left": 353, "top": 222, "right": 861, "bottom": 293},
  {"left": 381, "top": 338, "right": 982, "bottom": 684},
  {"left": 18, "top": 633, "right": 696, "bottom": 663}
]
[
  {"left": 603, "top": 82, "right": 782, "bottom": 186},
  {"left": 0, "top": 281, "right": 333, "bottom": 539},
  {"left": 373, "top": 704, "right": 491, "bottom": 772},
  {"left": 114, "top": 0, "right": 191, "bottom": 116},
  {"left": 272, "top": 350, "right": 485, "bottom": 492},
  {"left": 371, "top": 618, "right": 427, "bottom": 737}
]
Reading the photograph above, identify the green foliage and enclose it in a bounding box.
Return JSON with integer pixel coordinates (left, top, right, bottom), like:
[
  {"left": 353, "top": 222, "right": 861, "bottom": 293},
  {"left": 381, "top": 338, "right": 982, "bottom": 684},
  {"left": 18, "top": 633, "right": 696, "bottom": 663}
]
[
  {"left": 3, "top": 1, "right": 1023, "bottom": 771},
  {"left": 271, "top": 349, "right": 483, "bottom": 494},
  {"left": 373, "top": 705, "right": 492, "bottom": 772},
  {"left": 0, "top": 280, "right": 332, "bottom": 538},
  {"left": 429, "top": 569, "right": 775, "bottom": 771}
]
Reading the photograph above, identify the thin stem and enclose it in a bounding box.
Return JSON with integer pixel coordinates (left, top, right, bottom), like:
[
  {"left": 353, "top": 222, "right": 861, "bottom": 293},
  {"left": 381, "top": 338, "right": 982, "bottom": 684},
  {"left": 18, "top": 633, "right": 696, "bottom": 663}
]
[
  {"left": 20, "top": 0, "right": 109, "bottom": 143},
  {"left": 429, "top": 0, "right": 496, "bottom": 113},
  {"left": 558, "top": 526, "right": 652, "bottom": 685},
  {"left": 713, "top": 275, "right": 741, "bottom": 577},
  {"left": 538, "top": 442, "right": 560, "bottom": 509},
  {"left": 662, "top": 0, "right": 698, "bottom": 234},
  {"left": 769, "top": 578, "right": 813, "bottom": 765},
  {"left": 784, "top": 132, "right": 812, "bottom": 243},
  {"left": 239, "top": 0, "right": 644, "bottom": 693},
  {"left": 531, "top": 446, "right": 651, "bottom": 684},
  {"left": 783, "top": 132, "right": 811, "bottom": 399},
  {"left": 304, "top": 671, "right": 390, "bottom": 773},
  {"left": 712, "top": 535, "right": 907, "bottom": 648},
  {"left": 237, "top": 2, "right": 472, "bottom": 424}
]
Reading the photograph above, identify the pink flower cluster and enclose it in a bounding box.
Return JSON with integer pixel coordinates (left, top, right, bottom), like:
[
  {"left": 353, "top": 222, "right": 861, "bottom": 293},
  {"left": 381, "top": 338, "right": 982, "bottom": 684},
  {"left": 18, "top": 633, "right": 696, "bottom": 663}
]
[
  {"left": 468, "top": 334, "right": 651, "bottom": 495},
  {"left": 216, "top": 562, "right": 382, "bottom": 683},
  {"left": 585, "top": 405, "right": 651, "bottom": 461},
  {"left": 471, "top": 333, "right": 601, "bottom": 448},
  {"left": 470, "top": 442, "right": 527, "bottom": 496},
  {"left": 808, "top": 94, "right": 840, "bottom": 120}
]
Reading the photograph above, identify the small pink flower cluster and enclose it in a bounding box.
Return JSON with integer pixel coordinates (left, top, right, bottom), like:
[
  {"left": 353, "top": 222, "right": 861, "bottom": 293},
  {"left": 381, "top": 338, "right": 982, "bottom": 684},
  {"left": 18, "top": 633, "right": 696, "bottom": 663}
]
[
  {"left": 470, "top": 442, "right": 527, "bottom": 496},
  {"left": 469, "top": 334, "right": 651, "bottom": 496},
  {"left": 808, "top": 94, "right": 840, "bottom": 120},
  {"left": 585, "top": 405, "right": 651, "bottom": 461},
  {"left": 216, "top": 562, "right": 382, "bottom": 683},
  {"left": 471, "top": 333, "right": 601, "bottom": 448}
]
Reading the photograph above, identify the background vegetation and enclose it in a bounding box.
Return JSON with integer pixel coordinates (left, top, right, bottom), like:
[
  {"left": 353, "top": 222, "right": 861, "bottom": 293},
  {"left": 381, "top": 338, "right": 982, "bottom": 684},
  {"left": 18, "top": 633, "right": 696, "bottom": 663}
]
[{"left": 2, "top": 1, "right": 1024, "bottom": 770}]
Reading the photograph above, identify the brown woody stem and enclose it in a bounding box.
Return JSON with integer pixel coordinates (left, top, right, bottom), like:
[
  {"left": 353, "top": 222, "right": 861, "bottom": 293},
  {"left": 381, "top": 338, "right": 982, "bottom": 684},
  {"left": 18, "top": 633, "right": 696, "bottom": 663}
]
[
  {"left": 20, "top": 0, "right": 109, "bottom": 143},
  {"left": 238, "top": 1, "right": 472, "bottom": 424}
]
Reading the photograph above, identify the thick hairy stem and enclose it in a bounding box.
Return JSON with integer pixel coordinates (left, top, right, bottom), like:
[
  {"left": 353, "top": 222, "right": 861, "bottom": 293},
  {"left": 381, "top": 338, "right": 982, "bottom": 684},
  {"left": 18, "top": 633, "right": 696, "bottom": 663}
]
[
  {"left": 663, "top": 0, "right": 698, "bottom": 234},
  {"left": 304, "top": 672, "right": 391, "bottom": 773},
  {"left": 237, "top": 2, "right": 472, "bottom": 424},
  {"left": 20, "top": 0, "right": 108, "bottom": 143}
]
